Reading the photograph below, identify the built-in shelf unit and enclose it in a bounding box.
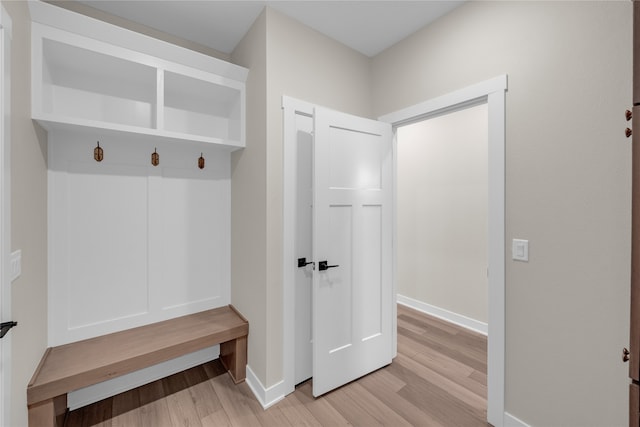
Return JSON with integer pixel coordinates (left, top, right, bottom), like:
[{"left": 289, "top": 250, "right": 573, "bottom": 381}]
[
  {"left": 30, "top": 2, "right": 247, "bottom": 150},
  {"left": 29, "top": 0, "right": 248, "bottom": 408}
]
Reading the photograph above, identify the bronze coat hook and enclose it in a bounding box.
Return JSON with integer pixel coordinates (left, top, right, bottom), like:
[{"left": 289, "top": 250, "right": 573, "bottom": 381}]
[
  {"left": 94, "top": 141, "right": 103, "bottom": 162},
  {"left": 151, "top": 148, "right": 159, "bottom": 166}
]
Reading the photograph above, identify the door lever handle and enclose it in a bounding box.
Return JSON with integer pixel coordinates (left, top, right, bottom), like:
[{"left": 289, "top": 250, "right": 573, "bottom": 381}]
[
  {"left": 623, "top": 347, "right": 630, "bottom": 363},
  {"left": 297, "top": 257, "right": 313, "bottom": 268},
  {"left": 0, "top": 321, "right": 17, "bottom": 339},
  {"left": 318, "top": 261, "right": 339, "bottom": 271}
]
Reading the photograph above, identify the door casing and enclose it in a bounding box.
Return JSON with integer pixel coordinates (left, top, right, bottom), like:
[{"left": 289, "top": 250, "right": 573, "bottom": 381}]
[
  {"left": 283, "top": 97, "right": 317, "bottom": 406},
  {"left": 293, "top": 113, "right": 313, "bottom": 386},
  {"left": 379, "top": 74, "right": 507, "bottom": 426}
]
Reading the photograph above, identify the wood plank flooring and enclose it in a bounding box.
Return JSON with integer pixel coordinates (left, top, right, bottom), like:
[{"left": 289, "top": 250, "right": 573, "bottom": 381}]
[{"left": 65, "top": 304, "right": 488, "bottom": 426}]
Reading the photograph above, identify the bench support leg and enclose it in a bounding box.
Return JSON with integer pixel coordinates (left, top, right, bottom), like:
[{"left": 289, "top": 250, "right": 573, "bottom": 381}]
[
  {"left": 220, "top": 336, "right": 247, "bottom": 384},
  {"left": 28, "top": 394, "right": 67, "bottom": 427}
]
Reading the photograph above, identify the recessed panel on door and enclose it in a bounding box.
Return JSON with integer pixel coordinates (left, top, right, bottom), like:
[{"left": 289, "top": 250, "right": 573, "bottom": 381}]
[
  {"left": 324, "top": 205, "right": 353, "bottom": 353},
  {"left": 359, "top": 205, "right": 383, "bottom": 340},
  {"left": 329, "top": 127, "right": 381, "bottom": 190}
]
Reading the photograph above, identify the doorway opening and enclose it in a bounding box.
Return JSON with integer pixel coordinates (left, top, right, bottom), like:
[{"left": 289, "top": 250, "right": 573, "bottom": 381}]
[
  {"left": 395, "top": 101, "right": 489, "bottom": 418},
  {"left": 380, "top": 75, "right": 506, "bottom": 426},
  {"left": 395, "top": 102, "right": 489, "bottom": 334}
]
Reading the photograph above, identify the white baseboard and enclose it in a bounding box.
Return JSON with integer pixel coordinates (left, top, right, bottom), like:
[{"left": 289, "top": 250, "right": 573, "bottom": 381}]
[
  {"left": 397, "top": 294, "right": 488, "bottom": 335},
  {"left": 245, "top": 364, "right": 286, "bottom": 409},
  {"left": 67, "top": 345, "right": 220, "bottom": 410},
  {"left": 504, "top": 412, "right": 530, "bottom": 427}
]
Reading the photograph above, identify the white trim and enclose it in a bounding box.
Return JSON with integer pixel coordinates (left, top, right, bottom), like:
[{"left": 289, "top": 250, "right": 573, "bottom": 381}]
[
  {"left": 379, "top": 75, "right": 507, "bottom": 427},
  {"left": 379, "top": 75, "right": 507, "bottom": 125},
  {"left": 397, "top": 294, "right": 488, "bottom": 335},
  {"left": 282, "top": 96, "right": 315, "bottom": 398},
  {"left": 504, "top": 412, "right": 531, "bottom": 427},
  {"left": 68, "top": 345, "right": 219, "bottom": 410},
  {"left": 487, "top": 81, "right": 507, "bottom": 427},
  {"left": 392, "top": 127, "right": 398, "bottom": 358},
  {"left": 245, "top": 365, "right": 286, "bottom": 410}
]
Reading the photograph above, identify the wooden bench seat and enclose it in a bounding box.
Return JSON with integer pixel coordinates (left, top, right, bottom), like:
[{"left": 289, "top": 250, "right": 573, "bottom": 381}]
[{"left": 27, "top": 305, "right": 248, "bottom": 427}]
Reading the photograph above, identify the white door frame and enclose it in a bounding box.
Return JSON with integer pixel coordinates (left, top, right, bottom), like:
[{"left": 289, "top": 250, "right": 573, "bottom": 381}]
[
  {"left": 282, "top": 95, "right": 318, "bottom": 404},
  {"left": 0, "top": 5, "right": 12, "bottom": 427},
  {"left": 379, "top": 75, "right": 507, "bottom": 427}
]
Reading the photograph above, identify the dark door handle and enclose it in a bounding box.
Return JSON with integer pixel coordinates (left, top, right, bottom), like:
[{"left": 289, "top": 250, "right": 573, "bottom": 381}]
[
  {"left": 318, "top": 261, "right": 339, "bottom": 271},
  {"left": 298, "top": 257, "right": 313, "bottom": 268},
  {"left": 0, "top": 321, "right": 17, "bottom": 339}
]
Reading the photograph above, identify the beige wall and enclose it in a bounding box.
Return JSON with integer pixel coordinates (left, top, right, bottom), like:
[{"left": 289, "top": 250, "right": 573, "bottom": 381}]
[
  {"left": 397, "top": 103, "right": 488, "bottom": 323},
  {"left": 2, "top": 1, "right": 49, "bottom": 426},
  {"left": 373, "top": 2, "right": 631, "bottom": 425},
  {"left": 230, "top": 6, "right": 372, "bottom": 388},
  {"left": 262, "top": 7, "right": 372, "bottom": 387},
  {"left": 230, "top": 9, "right": 269, "bottom": 385}
]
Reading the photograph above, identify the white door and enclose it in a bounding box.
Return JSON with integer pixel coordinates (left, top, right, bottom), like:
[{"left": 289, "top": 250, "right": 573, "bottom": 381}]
[{"left": 312, "top": 107, "right": 393, "bottom": 397}]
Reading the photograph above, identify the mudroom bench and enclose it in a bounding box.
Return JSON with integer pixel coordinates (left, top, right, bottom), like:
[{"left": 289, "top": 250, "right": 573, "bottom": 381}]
[{"left": 26, "top": 305, "right": 248, "bottom": 427}]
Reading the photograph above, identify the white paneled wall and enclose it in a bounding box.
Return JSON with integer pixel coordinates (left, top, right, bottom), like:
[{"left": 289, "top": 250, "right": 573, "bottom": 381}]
[{"left": 48, "top": 131, "right": 230, "bottom": 346}]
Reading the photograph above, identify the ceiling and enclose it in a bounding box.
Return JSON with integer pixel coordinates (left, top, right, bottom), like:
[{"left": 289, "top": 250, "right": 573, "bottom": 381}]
[{"left": 76, "top": 1, "right": 464, "bottom": 57}]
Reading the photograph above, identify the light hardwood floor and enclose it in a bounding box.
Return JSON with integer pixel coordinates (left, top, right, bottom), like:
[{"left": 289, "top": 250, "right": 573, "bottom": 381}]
[{"left": 65, "top": 304, "right": 488, "bottom": 426}]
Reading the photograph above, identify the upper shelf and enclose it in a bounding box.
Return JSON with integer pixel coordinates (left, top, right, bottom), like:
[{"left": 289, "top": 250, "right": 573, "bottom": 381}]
[{"left": 30, "top": 2, "right": 247, "bottom": 151}]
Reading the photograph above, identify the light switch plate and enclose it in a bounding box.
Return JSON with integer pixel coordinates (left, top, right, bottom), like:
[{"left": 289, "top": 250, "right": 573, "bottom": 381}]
[
  {"left": 512, "top": 239, "right": 529, "bottom": 262},
  {"left": 9, "top": 250, "right": 21, "bottom": 282}
]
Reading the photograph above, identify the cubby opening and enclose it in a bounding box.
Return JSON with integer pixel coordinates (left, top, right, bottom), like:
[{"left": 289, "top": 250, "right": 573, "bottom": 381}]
[
  {"left": 163, "top": 71, "right": 242, "bottom": 141},
  {"left": 41, "top": 39, "right": 157, "bottom": 129}
]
